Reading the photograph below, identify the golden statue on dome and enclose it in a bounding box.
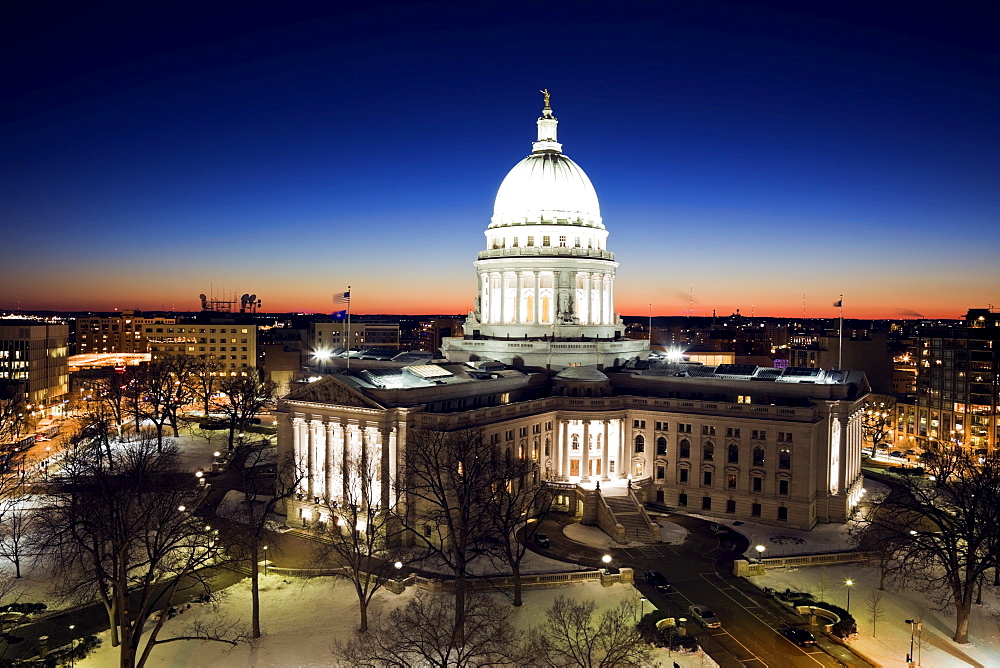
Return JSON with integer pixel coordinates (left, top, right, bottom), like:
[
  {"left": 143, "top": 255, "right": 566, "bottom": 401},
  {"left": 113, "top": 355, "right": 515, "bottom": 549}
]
[{"left": 540, "top": 88, "right": 551, "bottom": 108}]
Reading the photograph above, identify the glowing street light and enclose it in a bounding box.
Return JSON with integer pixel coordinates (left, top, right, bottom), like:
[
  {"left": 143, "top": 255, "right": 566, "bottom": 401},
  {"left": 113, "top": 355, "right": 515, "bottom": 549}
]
[
  {"left": 601, "top": 554, "right": 612, "bottom": 573},
  {"left": 845, "top": 579, "right": 854, "bottom": 613},
  {"left": 755, "top": 544, "right": 766, "bottom": 561},
  {"left": 394, "top": 560, "right": 403, "bottom": 581},
  {"left": 262, "top": 545, "right": 269, "bottom": 576}
]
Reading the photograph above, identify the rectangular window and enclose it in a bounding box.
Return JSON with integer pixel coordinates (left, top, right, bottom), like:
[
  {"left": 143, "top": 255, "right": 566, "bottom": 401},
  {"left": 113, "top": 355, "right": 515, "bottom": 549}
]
[
  {"left": 533, "top": 424, "right": 541, "bottom": 434},
  {"left": 752, "top": 503, "right": 762, "bottom": 517},
  {"left": 545, "top": 421, "right": 552, "bottom": 430},
  {"left": 656, "top": 465, "right": 665, "bottom": 480},
  {"left": 519, "top": 427, "right": 528, "bottom": 438},
  {"left": 703, "top": 471, "right": 713, "bottom": 486},
  {"left": 702, "top": 496, "right": 712, "bottom": 510},
  {"left": 679, "top": 468, "right": 688, "bottom": 483},
  {"left": 753, "top": 476, "right": 762, "bottom": 492},
  {"left": 727, "top": 474, "right": 737, "bottom": 489},
  {"left": 543, "top": 236, "right": 551, "bottom": 246},
  {"left": 737, "top": 395, "right": 750, "bottom": 404},
  {"left": 702, "top": 425, "right": 716, "bottom": 436},
  {"left": 779, "top": 479, "right": 789, "bottom": 496},
  {"left": 726, "top": 499, "right": 736, "bottom": 513},
  {"left": 527, "top": 236, "right": 534, "bottom": 246},
  {"left": 505, "top": 430, "right": 514, "bottom": 440},
  {"left": 633, "top": 419, "right": 646, "bottom": 429},
  {"left": 678, "top": 493, "right": 688, "bottom": 507},
  {"left": 726, "top": 427, "right": 741, "bottom": 438},
  {"left": 778, "top": 507, "right": 788, "bottom": 521},
  {"left": 558, "top": 235, "right": 567, "bottom": 247}
]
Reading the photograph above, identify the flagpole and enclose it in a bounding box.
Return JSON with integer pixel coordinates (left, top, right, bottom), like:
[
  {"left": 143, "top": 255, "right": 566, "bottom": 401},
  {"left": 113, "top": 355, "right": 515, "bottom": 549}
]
[
  {"left": 838, "top": 294, "right": 843, "bottom": 370},
  {"left": 346, "top": 285, "right": 352, "bottom": 371}
]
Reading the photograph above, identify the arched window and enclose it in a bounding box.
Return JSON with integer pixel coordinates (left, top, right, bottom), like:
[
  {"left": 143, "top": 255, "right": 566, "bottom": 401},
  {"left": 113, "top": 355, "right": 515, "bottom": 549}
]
[
  {"left": 728, "top": 443, "right": 739, "bottom": 464},
  {"left": 571, "top": 434, "right": 580, "bottom": 450},
  {"left": 544, "top": 438, "right": 551, "bottom": 456},
  {"left": 680, "top": 439, "right": 691, "bottom": 458},
  {"left": 635, "top": 434, "right": 645, "bottom": 453},
  {"left": 703, "top": 442, "right": 714, "bottom": 461},
  {"left": 753, "top": 446, "right": 765, "bottom": 467},
  {"left": 656, "top": 436, "right": 667, "bottom": 456},
  {"left": 524, "top": 294, "right": 534, "bottom": 323},
  {"left": 779, "top": 448, "right": 791, "bottom": 469}
]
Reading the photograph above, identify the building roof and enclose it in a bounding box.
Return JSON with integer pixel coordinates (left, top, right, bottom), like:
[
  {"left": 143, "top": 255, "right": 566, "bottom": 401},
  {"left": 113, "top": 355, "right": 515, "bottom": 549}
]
[{"left": 554, "top": 366, "right": 609, "bottom": 382}]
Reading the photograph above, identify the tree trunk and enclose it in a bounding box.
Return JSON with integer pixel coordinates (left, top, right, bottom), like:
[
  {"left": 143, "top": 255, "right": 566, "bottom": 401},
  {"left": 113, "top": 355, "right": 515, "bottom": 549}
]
[
  {"left": 954, "top": 598, "right": 971, "bottom": 643},
  {"left": 357, "top": 583, "right": 369, "bottom": 633},
  {"left": 251, "top": 547, "right": 261, "bottom": 639},
  {"left": 453, "top": 576, "right": 467, "bottom": 647},
  {"left": 512, "top": 561, "right": 523, "bottom": 606}
]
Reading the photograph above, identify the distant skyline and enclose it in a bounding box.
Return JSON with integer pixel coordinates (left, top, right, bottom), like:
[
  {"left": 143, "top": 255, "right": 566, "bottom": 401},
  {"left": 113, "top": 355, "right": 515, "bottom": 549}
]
[{"left": 2, "top": 1, "right": 997, "bottom": 320}]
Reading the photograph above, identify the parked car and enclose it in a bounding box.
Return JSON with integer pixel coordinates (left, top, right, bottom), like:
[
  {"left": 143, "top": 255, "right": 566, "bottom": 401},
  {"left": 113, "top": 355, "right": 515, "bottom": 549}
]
[
  {"left": 533, "top": 533, "right": 551, "bottom": 549},
  {"left": 889, "top": 450, "right": 906, "bottom": 458},
  {"left": 644, "top": 570, "right": 671, "bottom": 593},
  {"left": 688, "top": 604, "right": 721, "bottom": 628},
  {"left": 780, "top": 626, "right": 817, "bottom": 647}
]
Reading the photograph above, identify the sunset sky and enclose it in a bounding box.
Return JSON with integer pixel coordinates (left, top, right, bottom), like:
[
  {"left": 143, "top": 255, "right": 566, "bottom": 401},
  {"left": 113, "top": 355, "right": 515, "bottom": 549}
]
[{"left": 2, "top": 1, "right": 997, "bottom": 320}]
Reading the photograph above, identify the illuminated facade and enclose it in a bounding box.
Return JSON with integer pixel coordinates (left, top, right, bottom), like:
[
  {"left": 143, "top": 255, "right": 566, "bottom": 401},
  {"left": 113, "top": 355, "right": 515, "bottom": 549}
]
[
  {"left": 146, "top": 323, "right": 257, "bottom": 375},
  {"left": 0, "top": 320, "right": 69, "bottom": 414},
  {"left": 916, "top": 308, "right": 1000, "bottom": 452},
  {"left": 277, "top": 362, "right": 868, "bottom": 530},
  {"left": 444, "top": 97, "right": 648, "bottom": 369},
  {"left": 275, "top": 96, "right": 869, "bottom": 533},
  {"left": 74, "top": 312, "right": 175, "bottom": 354}
]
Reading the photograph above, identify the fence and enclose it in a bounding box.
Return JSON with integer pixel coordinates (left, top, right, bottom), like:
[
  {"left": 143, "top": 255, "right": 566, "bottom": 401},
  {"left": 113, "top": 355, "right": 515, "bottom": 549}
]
[{"left": 733, "top": 551, "right": 876, "bottom": 576}]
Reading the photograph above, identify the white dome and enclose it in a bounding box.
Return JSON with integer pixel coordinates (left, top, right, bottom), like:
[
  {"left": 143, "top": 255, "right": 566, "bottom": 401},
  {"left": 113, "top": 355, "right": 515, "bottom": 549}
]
[{"left": 491, "top": 152, "right": 603, "bottom": 229}]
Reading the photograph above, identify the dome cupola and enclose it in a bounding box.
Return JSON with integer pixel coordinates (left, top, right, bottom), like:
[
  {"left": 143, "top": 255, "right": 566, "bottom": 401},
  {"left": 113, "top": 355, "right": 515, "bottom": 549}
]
[{"left": 491, "top": 92, "right": 603, "bottom": 230}]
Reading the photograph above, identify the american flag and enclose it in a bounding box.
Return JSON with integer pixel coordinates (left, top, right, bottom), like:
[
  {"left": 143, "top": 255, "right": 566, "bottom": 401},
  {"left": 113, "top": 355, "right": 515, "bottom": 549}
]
[{"left": 335, "top": 290, "right": 351, "bottom": 303}]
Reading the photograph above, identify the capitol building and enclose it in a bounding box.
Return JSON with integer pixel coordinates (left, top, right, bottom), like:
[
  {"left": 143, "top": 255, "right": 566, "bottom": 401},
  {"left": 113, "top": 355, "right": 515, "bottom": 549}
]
[{"left": 276, "top": 96, "right": 869, "bottom": 534}]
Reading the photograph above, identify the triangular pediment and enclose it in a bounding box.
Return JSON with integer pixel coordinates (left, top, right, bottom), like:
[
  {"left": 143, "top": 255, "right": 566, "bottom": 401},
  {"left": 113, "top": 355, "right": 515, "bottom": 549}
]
[{"left": 284, "top": 376, "right": 383, "bottom": 410}]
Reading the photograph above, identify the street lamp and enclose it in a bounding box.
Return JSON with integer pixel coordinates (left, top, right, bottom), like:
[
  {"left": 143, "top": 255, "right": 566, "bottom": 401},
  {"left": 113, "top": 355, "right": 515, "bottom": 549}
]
[
  {"left": 69, "top": 625, "right": 75, "bottom": 668},
  {"left": 637, "top": 597, "right": 647, "bottom": 621},
  {"left": 601, "top": 554, "right": 612, "bottom": 574},
  {"left": 262, "top": 545, "right": 269, "bottom": 576},
  {"left": 755, "top": 544, "right": 766, "bottom": 561},
  {"left": 845, "top": 579, "right": 854, "bottom": 613},
  {"left": 394, "top": 560, "right": 403, "bottom": 581},
  {"left": 904, "top": 619, "right": 922, "bottom": 666}
]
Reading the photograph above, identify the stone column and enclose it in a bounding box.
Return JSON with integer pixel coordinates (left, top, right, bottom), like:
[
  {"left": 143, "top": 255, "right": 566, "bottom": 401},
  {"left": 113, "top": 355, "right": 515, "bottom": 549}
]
[
  {"left": 515, "top": 272, "right": 523, "bottom": 325},
  {"left": 311, "top": 420, "right": 326, "bottom": 498},
  {"left": 387, "top": 426, "right": 398, "bottom": 506},
  {"left": 534, "top": 272, "right": 542, "bottom": 324},
  {"left": 560, "top": 420, "right": 570, "bottom": 480},
  {"left": 601, "top": 419, "right": 610, "bottom": 480},
  {"left": 306, "top": 419, "right": 317, "bottom": 498},
  {"left": 381, "top": 426, "right": 392, "bottom": 509},
  {"left": 325, "top": 422, "right": 336, "bottom": 501},
  {"left": 581, "top": 420, "right": 591, "bottom": 481},
  {"left": 342, "top": 421, "right": 353, "bottom": 504},
  {"left": 621, "top": 417, "right": 630, "bottom": 479},
  {"left": 480, "top": 273, "right": 489, "bottom": 324}
]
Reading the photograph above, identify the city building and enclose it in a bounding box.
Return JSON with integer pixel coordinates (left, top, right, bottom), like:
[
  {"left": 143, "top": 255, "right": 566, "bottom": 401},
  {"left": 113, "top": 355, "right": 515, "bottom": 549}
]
[
  {"left": 276, "top": 97, "right": 870, "bottom": 534},
  {"left": 310, "top": 321, "right": 400, "bottom": 356},
  {"left": 74, "top": 312, "right": 176, "bottom": 354},
  {"left": 146, "top": 322, "right": 258, "bottom": 375},
  {"left": 915, "top": 308, "right": 1000, "bottom": 452},
  {"left": 787, "top": 333, "right": 894, "bottom": 394},
  {"left": 0, "top": 319, "right": 69, "bottom": 416}
]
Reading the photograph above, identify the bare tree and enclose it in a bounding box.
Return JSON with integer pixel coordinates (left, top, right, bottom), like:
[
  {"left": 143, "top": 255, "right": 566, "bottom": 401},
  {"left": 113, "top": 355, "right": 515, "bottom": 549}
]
[
  {"left": 865, "top": 589, "right": 885, "bottom": 637},
  {"left": 850, "top": 518, "right": 905, "bottom": 590},
  {"left": 36, "top": 434, "right": 240, "bottom": 667},
  {"left": 311, "top": 457, "right": 399, "bottom": 633},
  {"left": 335, "top": 592, "right": 523, "bottom": 667},
  {"left": 852, "top": 446, "right": 1000, "bottom": 643},
  {"left": 0, "top": 452, "right": 35, "bottom": 578},
  {"left": 482, "top": 456, "right": 553, "bottom": 606},
  {"left": 133, "top": 357, "right": 196, "bottom": 452},
  {"left": 216, "top": 369, "right": 275, "bottom": 450},
  {"left": 188, "top": 356, "right": 225, "bottom": 418},
  {"left": 526, "top": 595, "right": 651, "bottom": 667},
  {"left": 397, "top": 427, "right": 501, "bottom": 646},
  {"left": 216, "top": 444, "right": 303, "bottom": 639},
  {"left": 861, "top": 395, "right": 896, "bottom": 453}
]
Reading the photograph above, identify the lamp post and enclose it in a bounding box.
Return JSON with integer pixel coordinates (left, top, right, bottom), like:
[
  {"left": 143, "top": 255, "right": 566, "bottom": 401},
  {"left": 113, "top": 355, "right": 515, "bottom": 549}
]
[
  {"left": 637, "top": 597, "right": 646, "bottom": 621},
  {"left": 394, "top": 560, "right": 403, "bottom": 581},
  {"left": 755, "top": 544, "right": 765, "bottom": 561},
  {"left": 601, "top": 554, "right": 612, "bottom": 574},
  {"left": 68, "top": 625, "right": 75, "bottom": 668},
  {"left": 845, "top": 579, "right": 854, "bottom": 613},
  {"left": 262, "top": 545, "right": 268, "bottom": 576}
]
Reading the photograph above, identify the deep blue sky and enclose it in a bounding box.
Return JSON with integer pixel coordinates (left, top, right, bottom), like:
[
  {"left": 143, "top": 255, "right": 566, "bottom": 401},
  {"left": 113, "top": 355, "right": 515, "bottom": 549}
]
[{"left": 2, "top": 0, "right": 998, "bottom": 317}]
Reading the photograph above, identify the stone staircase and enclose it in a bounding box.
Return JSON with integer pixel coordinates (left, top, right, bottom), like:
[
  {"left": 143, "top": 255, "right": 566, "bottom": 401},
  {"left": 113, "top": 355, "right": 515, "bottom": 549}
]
[{"left": 603, "top": 495, "right": 658, "bottom": 543}]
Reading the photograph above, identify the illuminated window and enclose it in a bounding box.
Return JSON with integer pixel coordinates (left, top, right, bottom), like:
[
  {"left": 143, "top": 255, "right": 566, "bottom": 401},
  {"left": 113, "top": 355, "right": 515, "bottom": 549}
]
[
  {"left": 543, "top": 236, "right": 550, "bottom": 246},
  {"left": 558, "top": 236, "right": 567, "bottom": 247},
  {"left": 527, "top": 236, "right": 534, "bottom": 246}
]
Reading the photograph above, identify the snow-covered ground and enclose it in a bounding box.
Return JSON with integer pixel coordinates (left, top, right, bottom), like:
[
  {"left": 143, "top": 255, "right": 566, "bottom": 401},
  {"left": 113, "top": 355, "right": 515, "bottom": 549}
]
[
  {"left": 750, "top": 564, "right": 1000, "bottom": 667},
  {"left": 74, "top": 576, "right": 720, "bottom": 667}
]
